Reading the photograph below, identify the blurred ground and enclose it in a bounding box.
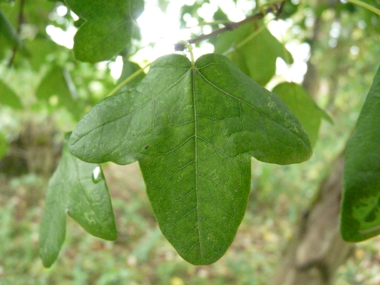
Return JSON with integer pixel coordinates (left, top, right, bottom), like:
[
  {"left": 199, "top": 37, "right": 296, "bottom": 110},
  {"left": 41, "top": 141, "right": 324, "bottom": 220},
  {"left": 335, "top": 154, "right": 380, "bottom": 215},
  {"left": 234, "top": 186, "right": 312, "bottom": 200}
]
[{"left": 2, "top": 158, "right": 380, "bottom": 284}]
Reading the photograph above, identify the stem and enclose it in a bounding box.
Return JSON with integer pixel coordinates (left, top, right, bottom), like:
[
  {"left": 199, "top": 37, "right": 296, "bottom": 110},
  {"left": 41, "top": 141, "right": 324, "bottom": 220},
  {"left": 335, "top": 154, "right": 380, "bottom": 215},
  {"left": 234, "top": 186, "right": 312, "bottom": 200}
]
[
  {"left": 174, "top": 1, "right": 283, "bottom": 51},
  {"left": 106, "top": 63, "right": 150, "bottom": 97},
  {"left": 195, "top": 20, "right": 230, "bottom": 27},
  {"left": 259, "top": 0, "right": 280, "bottom": 14},
  {"left": 176, "top": 40, "right": 195, "bottom": 65},
  {"left": 8, "top": 0, "right": 26, "bottom": 67},
  {"left": 347, "top": 0, "right": 380, "bottom": 16},
  {"left": 275, "top": 0, "right": 286, "bottom": 20}
]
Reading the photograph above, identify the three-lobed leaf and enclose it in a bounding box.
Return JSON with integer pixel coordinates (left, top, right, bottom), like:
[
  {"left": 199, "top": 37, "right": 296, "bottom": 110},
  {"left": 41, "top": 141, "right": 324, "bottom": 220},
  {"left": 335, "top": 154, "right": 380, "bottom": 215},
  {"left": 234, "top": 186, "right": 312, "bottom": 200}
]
[
  {"left": 65, "top": 0, "right": 144, "bottom": 63},
  {"left": 341, "top": 65, "right": 380, "bottom": 242},
  {"left": 69, "top": 53, "right": 312, "bottom": 265},
  {"left": 39, "top": 134, "right": 117, "bottom": 268}
]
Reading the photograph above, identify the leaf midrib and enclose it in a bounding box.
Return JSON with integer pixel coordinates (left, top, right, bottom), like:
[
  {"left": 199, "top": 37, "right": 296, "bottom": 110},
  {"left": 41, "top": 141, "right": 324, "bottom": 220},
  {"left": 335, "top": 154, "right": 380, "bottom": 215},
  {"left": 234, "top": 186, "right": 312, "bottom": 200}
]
[{"left": 192, "top": 66, "right": 203, "bottom": 260}]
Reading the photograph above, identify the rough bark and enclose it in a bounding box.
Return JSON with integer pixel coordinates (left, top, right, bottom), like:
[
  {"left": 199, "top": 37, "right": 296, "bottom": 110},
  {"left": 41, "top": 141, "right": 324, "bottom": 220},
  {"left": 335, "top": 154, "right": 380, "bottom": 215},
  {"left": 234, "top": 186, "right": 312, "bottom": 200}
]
[{"left": 270, "top": 156, "right": 353, "bottom": 285}]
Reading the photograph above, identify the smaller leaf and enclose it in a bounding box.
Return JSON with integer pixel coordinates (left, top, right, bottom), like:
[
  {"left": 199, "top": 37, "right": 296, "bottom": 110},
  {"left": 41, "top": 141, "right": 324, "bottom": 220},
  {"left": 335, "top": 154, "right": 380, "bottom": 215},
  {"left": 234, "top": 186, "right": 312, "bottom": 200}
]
[
  {"left": 0, "top": 80, "right": 23, "bottom": 109},
  {"left": 341, "top": 65, "right": 380, "bottom": 242},
  {"left": 272, "top": 82, "right": 328, "bottom": 146},
  {"left": 39, "top": 133, "right": 117, "bottom": 268},
  {"left": 20, "top": 37, "right": 60, "bottom": 71},
  {"left": 215, "top": 22, "right": 293, "bottom": 86},
  {"left": 36, "top": 66, "right": 81, "bottom": 117}
]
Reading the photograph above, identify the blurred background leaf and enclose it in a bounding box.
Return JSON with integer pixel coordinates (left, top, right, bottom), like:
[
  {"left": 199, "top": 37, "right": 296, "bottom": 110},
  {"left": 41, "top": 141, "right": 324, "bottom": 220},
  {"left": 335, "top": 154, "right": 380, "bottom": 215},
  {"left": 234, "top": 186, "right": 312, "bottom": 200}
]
[
  {"left": 215, "top": 22, "right": 293, "bottom": 86},
  {"left": 341, "top": 65, "right": 380, "bottom": 242},
  {"left": 0, "top": 80, "right": 23, "bottom": 109},
  {"left": 35, "top": 66, "right": 81, "bottom": 119},
  {"left": 0, "top": 132, "right": 8, "bottom": 159},
  {"left": 273, "top": 82, "right": 331, "bottom": 147},
  {"left": 65, "top": 0, "right": 144, "bottom": 62}
]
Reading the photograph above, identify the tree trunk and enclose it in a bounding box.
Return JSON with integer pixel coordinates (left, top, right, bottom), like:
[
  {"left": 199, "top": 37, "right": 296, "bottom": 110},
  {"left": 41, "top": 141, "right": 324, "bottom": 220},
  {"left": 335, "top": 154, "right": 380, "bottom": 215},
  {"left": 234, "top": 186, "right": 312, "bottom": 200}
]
[{"left": 270, "top": 156, "right": 353, "bottom": 285}]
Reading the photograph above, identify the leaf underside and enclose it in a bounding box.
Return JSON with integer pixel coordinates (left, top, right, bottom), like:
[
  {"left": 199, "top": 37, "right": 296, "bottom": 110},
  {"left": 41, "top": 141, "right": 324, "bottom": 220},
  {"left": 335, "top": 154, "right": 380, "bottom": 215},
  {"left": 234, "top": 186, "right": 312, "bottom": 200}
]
[
  {"left": 69, "top": 53, "right": 311, "bottom": 265},
  {"left": 341, "top": 65, "right": 380, "bottom": 242},
  {"left": 39, "top": 135, "right": 117, "bottom": 268}
]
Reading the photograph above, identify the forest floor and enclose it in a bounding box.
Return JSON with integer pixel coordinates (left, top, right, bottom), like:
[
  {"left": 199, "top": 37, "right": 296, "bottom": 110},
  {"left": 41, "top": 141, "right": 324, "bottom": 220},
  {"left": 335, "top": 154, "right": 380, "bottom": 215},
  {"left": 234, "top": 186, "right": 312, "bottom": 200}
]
[{"left": 1, "top": 162, "right": 380, "bottom": 284}]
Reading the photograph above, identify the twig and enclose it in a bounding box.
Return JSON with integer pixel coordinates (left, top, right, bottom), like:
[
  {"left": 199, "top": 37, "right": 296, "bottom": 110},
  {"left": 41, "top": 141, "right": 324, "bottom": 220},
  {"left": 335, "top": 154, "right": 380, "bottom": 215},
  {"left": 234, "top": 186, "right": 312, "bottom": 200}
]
[
  {"left": 7, "top": 0, "right": 26, "bottom": 67},
  {"left": 276, "top": 0, "right": 286, "bottom": 20},
  {"left": 174, "top": 1, "right": 284, "bottom": 51}
]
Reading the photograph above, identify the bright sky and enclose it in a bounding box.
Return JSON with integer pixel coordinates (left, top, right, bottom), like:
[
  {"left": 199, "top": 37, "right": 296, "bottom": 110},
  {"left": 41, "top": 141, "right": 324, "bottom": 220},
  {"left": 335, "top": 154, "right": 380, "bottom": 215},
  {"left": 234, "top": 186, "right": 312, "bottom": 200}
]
[{"left": 46, "top": 0, "right": 310, "bottom": 84}]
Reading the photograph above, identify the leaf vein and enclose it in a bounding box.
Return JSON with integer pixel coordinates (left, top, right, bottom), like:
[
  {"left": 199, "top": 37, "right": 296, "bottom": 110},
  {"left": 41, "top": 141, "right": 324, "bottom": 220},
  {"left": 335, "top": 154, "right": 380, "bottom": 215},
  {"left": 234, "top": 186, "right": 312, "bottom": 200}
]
[
  {"left": 195, "top": 69, "right": 306, "bottom": 145},
  {"left": 71, "top": 71, "right": 189, "bottom": 146}
]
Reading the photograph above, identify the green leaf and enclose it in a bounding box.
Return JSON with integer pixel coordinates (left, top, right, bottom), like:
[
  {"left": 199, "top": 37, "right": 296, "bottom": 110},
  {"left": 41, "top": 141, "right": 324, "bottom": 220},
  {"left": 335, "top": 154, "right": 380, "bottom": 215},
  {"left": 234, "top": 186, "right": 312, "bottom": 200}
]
[
  {"left": 69, "top": 54, "right": 312, "bottom": 265},
  {"left": 0, "top": 132, "right": 8, "bottom": 159},
  {"left": 341, "top": 65, "right": 380, "bottom": 242},
  {"left": 36, "top": 66, "right": 81, "bottom": 118},
  {"left": 39, "top": 134, "right": 117, "bottom": 268},
  {"left": 0, "top": 79, "right": 23, "bottom": 109},
  {"left": 64, "top": 0, "right": 144, "bottom": 63},
  {"left": 20, "top": 37, "right": 61, "bottom": 71},
  {"left": 273, "top": 82, "right": 330, "bottom": 146},
  {"left": 215, "top": 22, "right": 293, "bottom": 86}
]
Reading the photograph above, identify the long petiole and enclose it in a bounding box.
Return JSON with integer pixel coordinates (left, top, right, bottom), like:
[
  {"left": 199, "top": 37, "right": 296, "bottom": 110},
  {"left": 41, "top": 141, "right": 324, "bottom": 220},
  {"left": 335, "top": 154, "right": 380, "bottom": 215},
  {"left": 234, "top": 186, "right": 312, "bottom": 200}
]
[
  {"left": 106, "top": 62, "right": 151, "bottom": 97},
  {"left": 347, "top": 0, "right": 380, "bottom": 16}
]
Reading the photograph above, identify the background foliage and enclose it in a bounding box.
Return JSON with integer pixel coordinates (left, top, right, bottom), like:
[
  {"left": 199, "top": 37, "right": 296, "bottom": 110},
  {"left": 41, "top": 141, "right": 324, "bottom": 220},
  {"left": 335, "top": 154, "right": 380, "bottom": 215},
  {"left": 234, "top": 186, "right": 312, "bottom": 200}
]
[{"left": 1, "top": 0, "right": 380, "bottom": 283}]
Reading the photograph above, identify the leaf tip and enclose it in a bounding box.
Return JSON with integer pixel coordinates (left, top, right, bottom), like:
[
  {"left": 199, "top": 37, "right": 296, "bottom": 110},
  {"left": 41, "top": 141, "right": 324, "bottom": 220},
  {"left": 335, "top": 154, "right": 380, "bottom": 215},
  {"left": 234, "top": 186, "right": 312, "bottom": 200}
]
[{"left": 39, "top": 245, "right": 58, "bottom": 268}]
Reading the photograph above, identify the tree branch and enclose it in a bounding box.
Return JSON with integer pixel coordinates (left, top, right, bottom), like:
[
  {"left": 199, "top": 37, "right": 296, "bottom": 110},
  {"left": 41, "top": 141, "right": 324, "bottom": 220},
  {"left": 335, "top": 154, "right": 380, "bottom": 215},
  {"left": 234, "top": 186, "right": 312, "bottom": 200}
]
[
  {"left": 174, "top": 1, "right": 284, "bottom": 51},
  {"left": 8, "top": 0, "right": 26, "bottom": 67}
]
